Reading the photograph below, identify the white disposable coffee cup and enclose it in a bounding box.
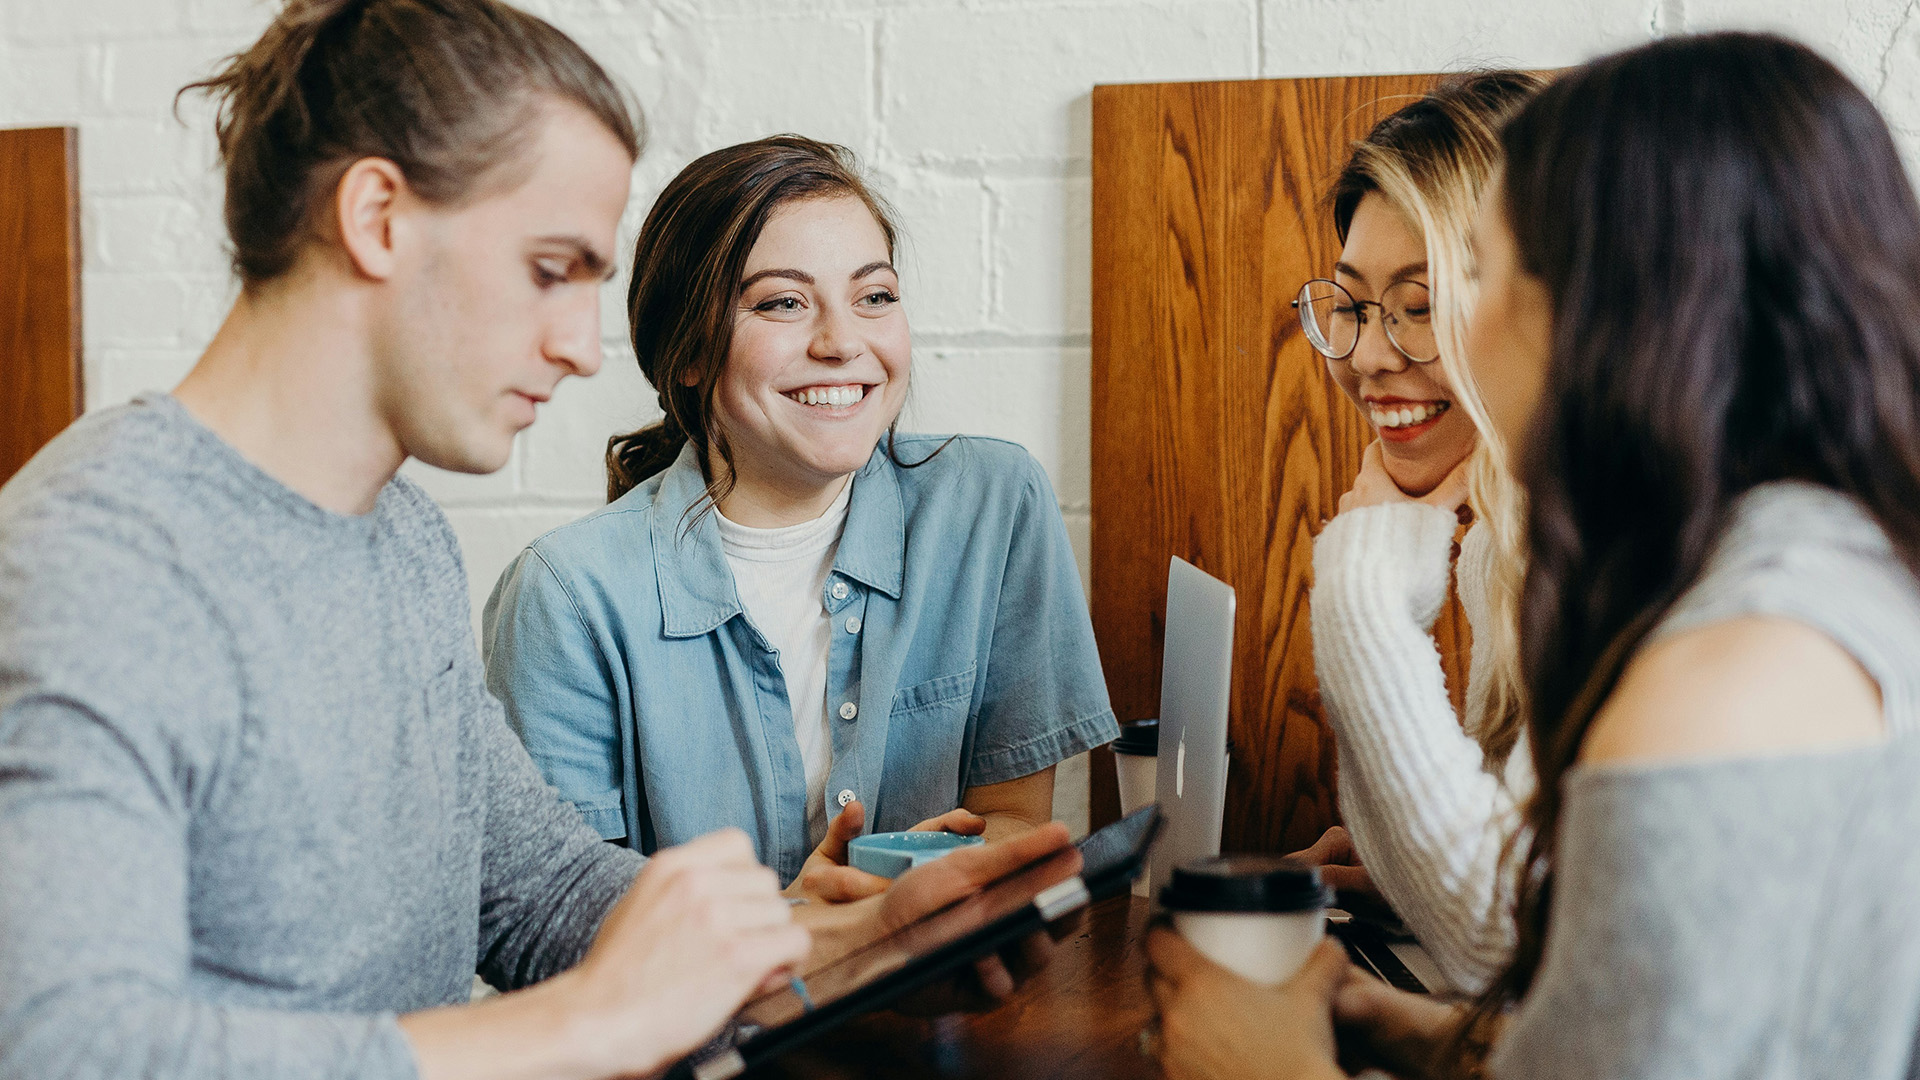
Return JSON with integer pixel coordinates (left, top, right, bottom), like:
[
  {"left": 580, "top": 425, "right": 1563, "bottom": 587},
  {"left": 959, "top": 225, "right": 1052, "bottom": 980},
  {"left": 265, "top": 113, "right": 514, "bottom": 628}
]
[
  {"left": 1159, "top": 856, "right": 1332, "bottom": 985},
  {"left": 1113, "top": 718, "right": 1159, "bottom": 816},
  {"left": 1111, "top": 719, "right": 1159, "bottom": 896},
  {"left": 1116, "top": 752, "right": 1156, "bottom": 812}
]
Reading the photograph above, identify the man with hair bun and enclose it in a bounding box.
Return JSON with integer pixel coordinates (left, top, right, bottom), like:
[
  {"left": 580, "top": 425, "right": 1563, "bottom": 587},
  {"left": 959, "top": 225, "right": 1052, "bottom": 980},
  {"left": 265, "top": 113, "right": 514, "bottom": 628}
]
[{"left": 0, "top": 2, "right": 1071, "bottom": 1078}]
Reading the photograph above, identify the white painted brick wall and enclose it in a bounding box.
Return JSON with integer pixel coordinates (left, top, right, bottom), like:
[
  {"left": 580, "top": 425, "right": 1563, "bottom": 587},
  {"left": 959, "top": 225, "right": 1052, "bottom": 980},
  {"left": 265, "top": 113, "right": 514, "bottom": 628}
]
[
  {"left": 878, "top": 2, "right": 1257, "bottom": 164},
  {"left": 1258, "top": 0, "right": 1657, "bottom": 76},
  {"left": 8, "top": 0, "right": 1919, "bottom": 835}
]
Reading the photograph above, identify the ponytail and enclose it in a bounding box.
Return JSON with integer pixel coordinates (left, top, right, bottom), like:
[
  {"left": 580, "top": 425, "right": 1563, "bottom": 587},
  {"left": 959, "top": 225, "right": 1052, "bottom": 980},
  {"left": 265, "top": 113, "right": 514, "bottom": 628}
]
[
  {"left": 180, "top": 0, "right": 639, "bottom": 286},
  {"left": 605, "top": 420, "right": 687, "bottom": 502}
]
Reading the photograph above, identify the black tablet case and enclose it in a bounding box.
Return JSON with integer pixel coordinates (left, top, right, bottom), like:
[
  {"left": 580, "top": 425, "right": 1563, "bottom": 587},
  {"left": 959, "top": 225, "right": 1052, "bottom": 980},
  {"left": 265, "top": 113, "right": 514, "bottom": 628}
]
[{"left": 673, "top": 806, "right": 1163, "bottom": 1080}]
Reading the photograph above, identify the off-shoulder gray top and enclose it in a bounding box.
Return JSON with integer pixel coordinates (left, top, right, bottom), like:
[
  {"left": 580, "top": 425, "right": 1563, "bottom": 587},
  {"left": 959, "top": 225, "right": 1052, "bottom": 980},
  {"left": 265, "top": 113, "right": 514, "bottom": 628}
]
[{"left": 1491, "top": 481, "right": 1920, "bottom": 1080}]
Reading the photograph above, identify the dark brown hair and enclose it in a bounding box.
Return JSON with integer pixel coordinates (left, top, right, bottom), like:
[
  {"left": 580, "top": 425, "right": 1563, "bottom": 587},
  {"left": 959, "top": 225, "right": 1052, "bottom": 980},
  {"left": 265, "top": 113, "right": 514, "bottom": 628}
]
[
  {"left": 1458, "top": 31, "right": 1920, "bottom": 1069},
  {"left": 181, "top": 0, "right": 641, "bottom": 286},
  {"left": 606, "top": 135, "right": 913, "bottom": 507}
]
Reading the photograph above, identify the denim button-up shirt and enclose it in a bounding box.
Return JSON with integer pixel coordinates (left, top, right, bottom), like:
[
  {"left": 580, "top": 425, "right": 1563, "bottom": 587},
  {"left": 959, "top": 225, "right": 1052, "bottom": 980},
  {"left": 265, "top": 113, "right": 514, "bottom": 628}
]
[{"left": 481, "top": 435, "right": 1118, "bottom": 883}]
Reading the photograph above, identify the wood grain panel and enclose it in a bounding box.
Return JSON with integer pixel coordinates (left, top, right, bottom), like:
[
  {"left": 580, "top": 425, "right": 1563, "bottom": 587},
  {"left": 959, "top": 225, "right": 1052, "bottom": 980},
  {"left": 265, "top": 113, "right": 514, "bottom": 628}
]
[
  {"left": 1091, "top": 76, "right": 1471, "bottom": 854},
  {"left": 0, "top": 127, "right": 82, "bottom": 486}
]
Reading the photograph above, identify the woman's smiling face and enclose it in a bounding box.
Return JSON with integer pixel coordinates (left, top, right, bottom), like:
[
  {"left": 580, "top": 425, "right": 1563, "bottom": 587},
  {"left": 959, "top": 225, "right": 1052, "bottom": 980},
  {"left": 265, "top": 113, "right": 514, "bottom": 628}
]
[
  {"left": 1327, "top": 192, "right": 1478, "bottom": 495},
  {"left": 709, "top": 194, "right": 911, "bottom": 497}
]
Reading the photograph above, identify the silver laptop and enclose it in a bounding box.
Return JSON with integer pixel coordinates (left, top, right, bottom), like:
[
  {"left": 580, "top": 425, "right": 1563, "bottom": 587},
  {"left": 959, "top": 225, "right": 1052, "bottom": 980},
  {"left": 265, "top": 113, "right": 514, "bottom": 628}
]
[
  {"left": 1147, "top": 557, "right": 1236, "bottom": 896},
  {"left": 1142, "top": 557, "right": 1443, "bottom": 994}
]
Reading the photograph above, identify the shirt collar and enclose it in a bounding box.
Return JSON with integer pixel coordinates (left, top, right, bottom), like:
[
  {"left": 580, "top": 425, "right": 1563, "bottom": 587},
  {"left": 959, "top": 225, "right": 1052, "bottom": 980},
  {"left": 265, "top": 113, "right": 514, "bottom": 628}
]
[
  {"left": 833, "top": 446, "right": 906, "bottom": 601},
  {"left": 650, "top": 442, "right": 906, "bottom": 638}
]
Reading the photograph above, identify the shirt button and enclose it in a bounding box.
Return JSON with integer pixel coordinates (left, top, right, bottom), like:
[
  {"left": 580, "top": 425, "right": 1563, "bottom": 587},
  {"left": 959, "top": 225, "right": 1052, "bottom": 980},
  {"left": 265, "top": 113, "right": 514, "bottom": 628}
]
[
  {"left": 837, "top": 789, "right": 856, "bottom": 808},
  {"left": 839, "top": 701, "right": 858, "bottom": 721},
  {"left": 831, "top": 581, "right": 849, "bottom": 600},
  {"left": 844, "top": 616, "right": 862, "bottom": 634}
]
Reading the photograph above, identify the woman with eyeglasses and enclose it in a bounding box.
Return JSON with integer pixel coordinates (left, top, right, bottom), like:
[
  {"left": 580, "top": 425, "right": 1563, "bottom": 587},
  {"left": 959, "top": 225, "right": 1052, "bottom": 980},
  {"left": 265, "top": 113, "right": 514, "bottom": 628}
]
[
  {"left": 1149, "top": 32, "right": 1920, "bottom": 1080},
  {"left": 1286, "top": 71, "right": 1542, "bottom": 995}
]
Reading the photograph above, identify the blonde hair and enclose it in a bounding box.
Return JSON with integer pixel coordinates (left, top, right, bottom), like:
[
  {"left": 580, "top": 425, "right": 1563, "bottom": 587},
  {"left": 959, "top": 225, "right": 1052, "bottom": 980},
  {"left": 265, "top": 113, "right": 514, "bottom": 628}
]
[{"left": 1331, "top": 72, "right": 1542, "bottom": 766}]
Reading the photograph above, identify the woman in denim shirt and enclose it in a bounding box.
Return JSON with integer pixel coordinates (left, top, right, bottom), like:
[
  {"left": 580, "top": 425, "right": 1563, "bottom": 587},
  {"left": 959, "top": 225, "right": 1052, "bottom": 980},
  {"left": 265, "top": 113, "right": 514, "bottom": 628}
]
[{"left": 482, "top": 136, "right": 1118, "bottom": 898}]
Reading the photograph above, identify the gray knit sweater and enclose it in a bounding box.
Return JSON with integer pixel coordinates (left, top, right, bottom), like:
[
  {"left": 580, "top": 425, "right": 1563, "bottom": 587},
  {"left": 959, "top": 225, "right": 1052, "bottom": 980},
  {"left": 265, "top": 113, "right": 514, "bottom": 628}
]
[
  {"left": 1491, "top": 482, "right": 1920, "bottom": 1079},
  {"left": 0, "top": 395, "right": 644, "bottom": 1080}
]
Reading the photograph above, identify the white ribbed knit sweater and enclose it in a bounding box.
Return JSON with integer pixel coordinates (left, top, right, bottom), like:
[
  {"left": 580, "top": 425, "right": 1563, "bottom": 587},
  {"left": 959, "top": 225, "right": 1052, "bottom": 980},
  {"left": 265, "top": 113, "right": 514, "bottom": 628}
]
[{"left": 1310, "top": 503, "right": 1532, "bottom": 994}]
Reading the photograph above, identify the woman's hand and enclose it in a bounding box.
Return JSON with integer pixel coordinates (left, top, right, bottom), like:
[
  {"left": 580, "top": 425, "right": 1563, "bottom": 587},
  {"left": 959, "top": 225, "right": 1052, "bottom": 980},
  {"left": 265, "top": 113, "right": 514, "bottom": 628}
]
[
  {"left": 1146, "top": 929, "right": 1351, "bottom": 1080},
  {"left": 1286, "top": 825, "right": 1375, "bottom": 896},
  {"left": 563, "top": 828, "right": 810, "bottom": 1078},
  {"left": 785, "top": 802, "right": 988, "bottom": 904},
  {"left": 1339, "top": 441, "right": 1473, "bottom": 516},
  {"left": 1331, "top": 962, "right": 1471, "bottom": 1079}
]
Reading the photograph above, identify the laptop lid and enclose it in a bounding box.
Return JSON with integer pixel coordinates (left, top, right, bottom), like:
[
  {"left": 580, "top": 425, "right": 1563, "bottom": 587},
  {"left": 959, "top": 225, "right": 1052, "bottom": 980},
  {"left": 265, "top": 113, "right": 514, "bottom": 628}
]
[{"left": 1148, "top": 556, "right": 1236, "bottom": 896}]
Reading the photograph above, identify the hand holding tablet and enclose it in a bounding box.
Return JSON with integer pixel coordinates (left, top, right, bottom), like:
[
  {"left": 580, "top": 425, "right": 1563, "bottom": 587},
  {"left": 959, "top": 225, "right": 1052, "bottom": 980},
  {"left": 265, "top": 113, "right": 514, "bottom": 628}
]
[{"left": 676, "top": 808, "right": 1161, "bottom": 1079}]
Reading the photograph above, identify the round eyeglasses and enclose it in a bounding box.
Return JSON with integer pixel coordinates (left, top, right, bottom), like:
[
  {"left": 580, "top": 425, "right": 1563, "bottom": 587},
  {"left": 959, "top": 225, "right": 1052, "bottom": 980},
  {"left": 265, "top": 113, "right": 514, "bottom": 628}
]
[{"left": 1291, "top": 278, "right": 1438, "bottom": 364}]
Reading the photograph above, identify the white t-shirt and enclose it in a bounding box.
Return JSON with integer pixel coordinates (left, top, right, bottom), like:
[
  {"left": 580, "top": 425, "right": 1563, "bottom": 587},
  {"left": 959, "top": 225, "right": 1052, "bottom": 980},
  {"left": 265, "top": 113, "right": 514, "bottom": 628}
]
[{"left": 715, "top": 480, "right": 854, "bottom": 848}]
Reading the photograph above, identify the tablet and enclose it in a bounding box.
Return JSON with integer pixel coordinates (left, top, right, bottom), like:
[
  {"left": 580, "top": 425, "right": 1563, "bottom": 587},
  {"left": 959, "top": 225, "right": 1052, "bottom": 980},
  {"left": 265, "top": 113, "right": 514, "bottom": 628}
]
[{"left": 673, "top": 806, "right": 1163, "bottom": 1080}]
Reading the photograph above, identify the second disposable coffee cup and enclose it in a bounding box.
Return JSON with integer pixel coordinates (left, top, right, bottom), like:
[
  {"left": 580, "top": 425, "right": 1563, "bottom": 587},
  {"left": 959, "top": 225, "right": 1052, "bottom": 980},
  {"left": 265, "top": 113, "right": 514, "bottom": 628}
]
[
  {"left": 1112, "top": 718, "right": 1159, "bottom": 816},
  {"left": 1112, "top": 719, "right": 1159, "bottom": 896},
  {"left": 1159, "top": 855, "right": 1332, "bottom": 985}
]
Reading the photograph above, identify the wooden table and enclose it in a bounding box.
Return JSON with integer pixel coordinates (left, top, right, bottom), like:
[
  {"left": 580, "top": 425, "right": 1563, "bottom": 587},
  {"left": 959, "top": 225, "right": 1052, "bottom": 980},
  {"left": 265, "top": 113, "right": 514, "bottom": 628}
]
[{"left": 750, "top": 894, "right": 1162, "bottom": 1079}]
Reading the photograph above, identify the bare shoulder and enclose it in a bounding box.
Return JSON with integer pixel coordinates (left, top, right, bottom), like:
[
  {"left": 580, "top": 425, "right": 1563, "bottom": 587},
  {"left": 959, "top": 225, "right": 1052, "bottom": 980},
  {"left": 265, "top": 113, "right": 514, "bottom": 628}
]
[{"left": 1580, "top": 616, "right": 1885, "bottom": 766}]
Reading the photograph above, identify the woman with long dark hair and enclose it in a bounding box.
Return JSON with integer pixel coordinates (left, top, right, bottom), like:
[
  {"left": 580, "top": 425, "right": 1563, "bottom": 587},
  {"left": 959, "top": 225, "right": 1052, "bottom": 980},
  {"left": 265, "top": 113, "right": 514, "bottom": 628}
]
[
  {"left": 1147, "top": 32, "right": 1920, "bottom": 1080},
  {"left": 483, "top": 136, "right": 1117, "bottom": 898}
]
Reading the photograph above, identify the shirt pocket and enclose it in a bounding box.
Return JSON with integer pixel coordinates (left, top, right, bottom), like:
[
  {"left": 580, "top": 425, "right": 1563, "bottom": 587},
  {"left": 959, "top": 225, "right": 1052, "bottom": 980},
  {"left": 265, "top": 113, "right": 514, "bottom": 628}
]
[
  {"left": 886, "top": 664, "right": 979, "bottom": 795},
  {"left": 890, "top": 664, "right": 977, "bottom": 718}
]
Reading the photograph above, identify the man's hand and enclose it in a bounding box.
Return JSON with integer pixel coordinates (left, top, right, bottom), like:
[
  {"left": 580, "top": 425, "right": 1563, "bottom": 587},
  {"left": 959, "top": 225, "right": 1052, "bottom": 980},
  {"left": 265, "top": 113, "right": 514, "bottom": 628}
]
[
  {"left": 877, "top": 820, "right": 1074, "bottom": 937},
  {"left": 785, "top": 802, "right": 988, "bottom": 904},
  {"left": 1146, "top": 929, "right": 1351, "bottom": 1080},
  {"left": 401, "top": 829, "right": 807, "bottom": 1080},
  {"left": 563, "top": 829, "right": 810, "bottom": 1077},
  {"left": 797, "top": 821, "right": 1079, "bottom": 1014}
]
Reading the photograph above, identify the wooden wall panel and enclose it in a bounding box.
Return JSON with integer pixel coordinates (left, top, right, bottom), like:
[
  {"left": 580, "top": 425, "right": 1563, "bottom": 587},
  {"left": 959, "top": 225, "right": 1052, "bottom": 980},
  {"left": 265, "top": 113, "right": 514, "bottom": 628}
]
[
  {"left": 1, "top": 126, "right": 83, "bottom": 486},
  {"left": 1090, "top": 76, "right": 1472, "bottom": 855}
]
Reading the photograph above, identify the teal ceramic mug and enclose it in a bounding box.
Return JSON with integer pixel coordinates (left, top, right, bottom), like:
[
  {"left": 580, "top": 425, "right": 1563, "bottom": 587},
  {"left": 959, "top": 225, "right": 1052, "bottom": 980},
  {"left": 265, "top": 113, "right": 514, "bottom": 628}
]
[{"left": 846, "top": 831, "right": 986, "bottom": 879}]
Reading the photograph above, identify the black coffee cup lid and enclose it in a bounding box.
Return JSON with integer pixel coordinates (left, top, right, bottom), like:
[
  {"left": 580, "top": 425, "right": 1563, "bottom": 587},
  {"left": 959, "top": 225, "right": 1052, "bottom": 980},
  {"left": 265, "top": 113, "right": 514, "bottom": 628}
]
[
  {"left": 1158, "top": 855, "right": 1332, "bottom": 913},
  {"left": 1114, "top": 718, "right": 1159, "bottom": 755}
]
